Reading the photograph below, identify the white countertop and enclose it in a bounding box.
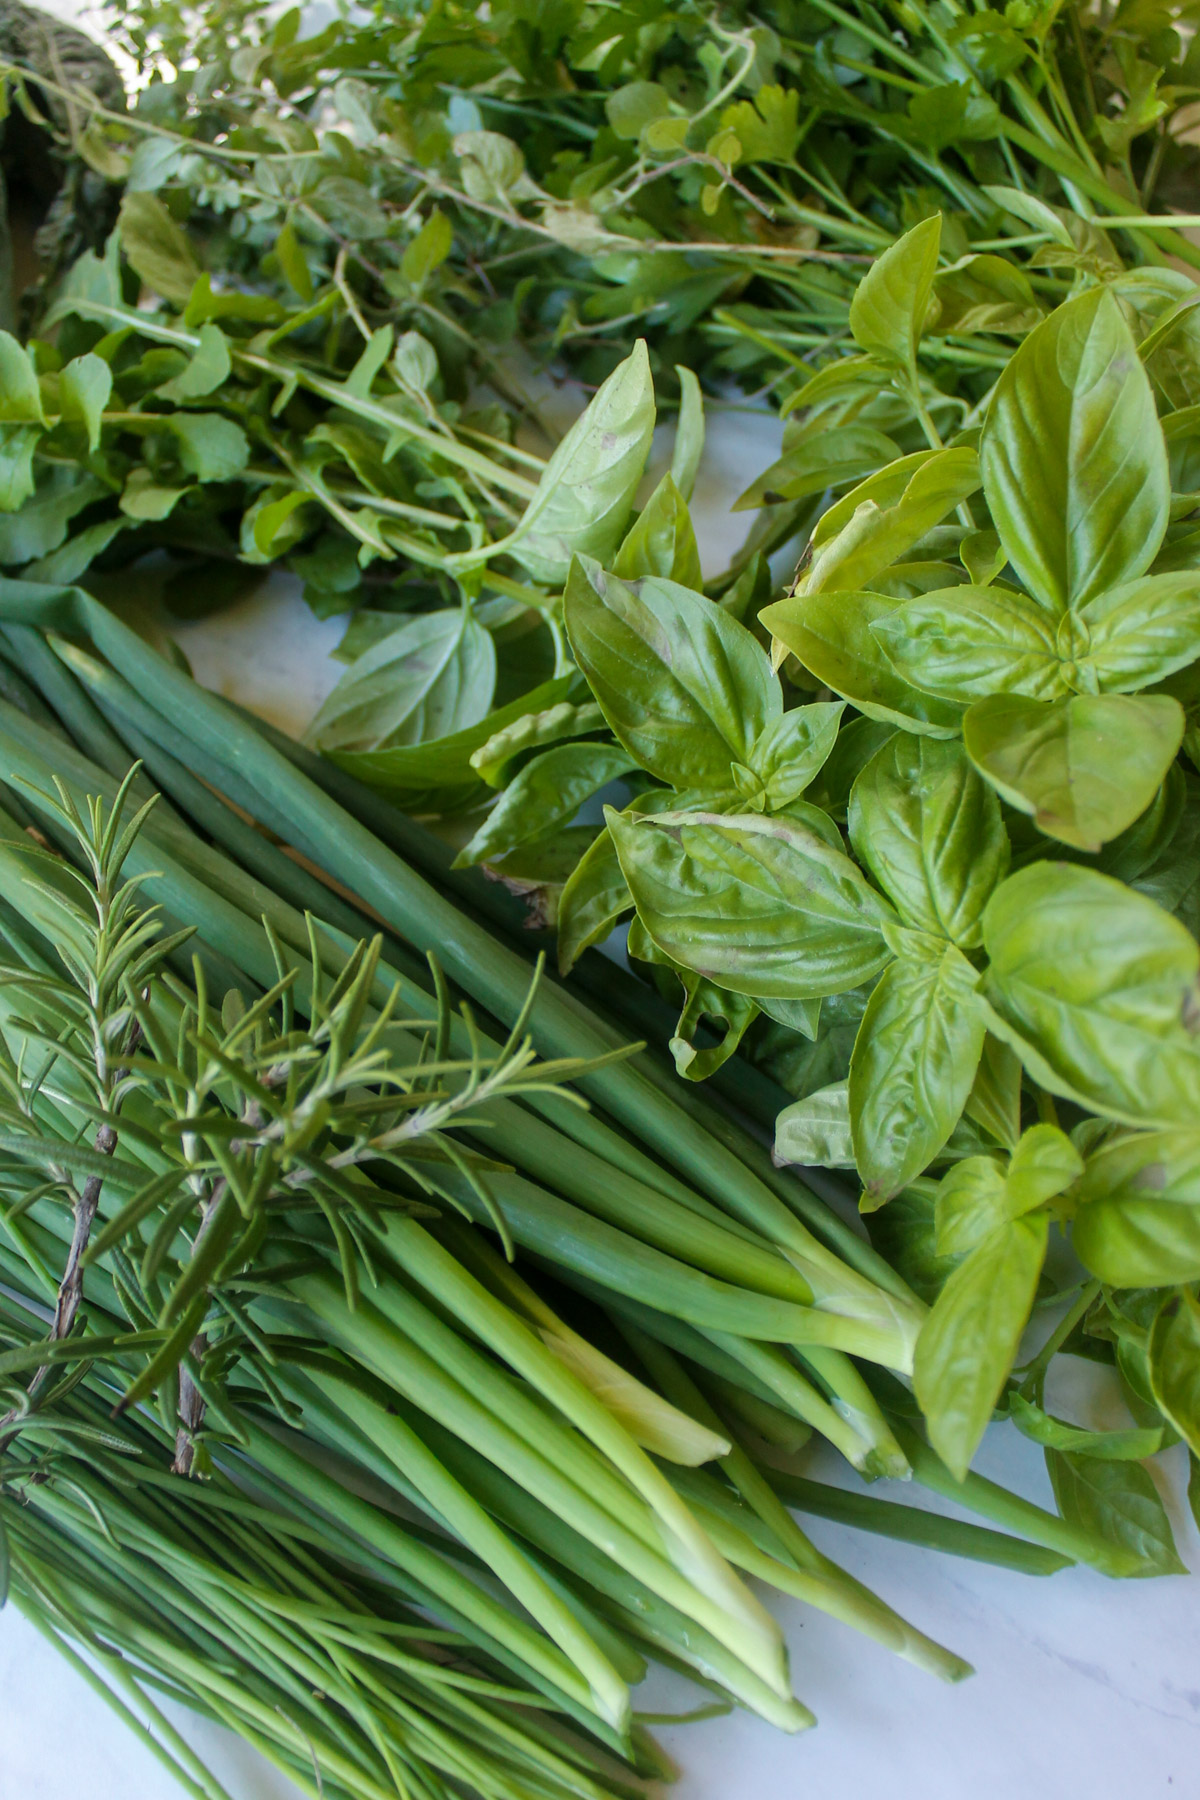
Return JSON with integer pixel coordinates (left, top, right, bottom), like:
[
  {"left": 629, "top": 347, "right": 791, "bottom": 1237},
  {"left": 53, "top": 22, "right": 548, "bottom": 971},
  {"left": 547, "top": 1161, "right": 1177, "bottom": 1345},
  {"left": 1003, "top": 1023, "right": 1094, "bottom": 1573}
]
[{"left": 2, "top": 13, "right": 1199, "bottom": 1786}]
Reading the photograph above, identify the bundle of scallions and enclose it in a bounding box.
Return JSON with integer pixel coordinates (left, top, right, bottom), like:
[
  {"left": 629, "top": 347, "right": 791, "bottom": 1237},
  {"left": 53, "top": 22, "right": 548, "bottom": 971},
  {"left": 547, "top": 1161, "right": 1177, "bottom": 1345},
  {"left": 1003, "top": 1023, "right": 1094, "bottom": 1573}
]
[{"left": 0, "top": 574, "right": 1150, "bottom": 1796}]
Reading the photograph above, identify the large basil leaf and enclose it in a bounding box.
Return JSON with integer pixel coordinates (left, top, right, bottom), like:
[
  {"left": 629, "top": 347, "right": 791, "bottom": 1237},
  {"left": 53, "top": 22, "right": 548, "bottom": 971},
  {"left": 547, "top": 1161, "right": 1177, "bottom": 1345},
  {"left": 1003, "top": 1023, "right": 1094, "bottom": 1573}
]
[
  {"left": 743, "top": 702, "right": 844, "bottom": 811},
  {"left": 983, "top": 862, "right": 1200, "bottom": 1128},
  {"left": 607, "top": 807, "right": 895, "bottom": 1000},
  {"left": 872, "top": 585, "right": 1067, "bottom": 702},
  {"left": 565, "top": 559, "right": 778, "bottom": 789},
  {"left": 849, "top": 935, "right": 986, "bottom": 1202},
  {"left": 848, "top": 214, "right": 941, "bottom": 378},
  {"left": 980, "top": 287, "right": 1170, "bottom": 612},
  {"left": 849, "top": 735, "right": 1009, "bottom": 946},
  {"left": 1046, "top": 1449, "right": 1186, "bottom": 1577},
  {"left": 454, "top": 742, "right": 637, "bottom": 869},
  {"left": 963, "top": 691, "right": 1184, "bottom": 850},
  {"left": 613, "top": 472, "right": 703, "bottom": 587},
  {"left": 773, "top": 1080, "right": 854, "bottom": 1169},
  {"left": 308, "top": 607, "right": 497, "bottom": 754},
  {"left": 1147, "top": 1292, "right": 1200, "bottom": 1456},
  {"left": 913, "top": 1212, "right": 1048, "bottom": 1479},
  {"left": 1073, "top": 1129, "right": 1200, "bottom": 1286},
  {"left": 761, "top": 589, "right": 964, "bottom": 736},
  {"left": 503, "top": 341, "right": 655, "bottom": 584},
  {"left": 1076, "top": 572, "right": 1200, "bottom": 693},
  {"left": 793, "top": 448, "right": 981, "bottom": 596}
]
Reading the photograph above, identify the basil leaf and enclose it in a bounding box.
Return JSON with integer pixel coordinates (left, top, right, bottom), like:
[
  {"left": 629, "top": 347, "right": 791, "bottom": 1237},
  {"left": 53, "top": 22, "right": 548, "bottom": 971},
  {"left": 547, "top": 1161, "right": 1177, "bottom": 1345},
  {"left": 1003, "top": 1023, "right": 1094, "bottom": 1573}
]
[
  {"left": 1006, "top": 1122, "right": 1083, "bottom": 1213},
  {"left": 963, "top": 691, "right": 1184, "bottom": 850},
  {"left": 872, "top": 585, "right": 1067, "bottom": 702},
  {"left": 565, "top": 560, "right": 779, "bottom": 789},
  {"left": 865, "top": 1178, "right": 964, "bottom": 1305},
  {"left": 1077, "top": 571, "right": 1200, "bottom": 693},
  {"left": 1148, "top": 1292, "right": 1200, "bottom": 1456},
  {"left": 607, "top": 806, "right": 896, "bottom": 1001},
  {"left": 455, "top": 742, "right": 637, "bottom": 869},
  {"left": 963, "top": 1032, "right": 1023, "bottom": 1150},
  {"left": 848, "top": 214, "right": 941, "bottom": 378},
  {"left": 309, "top": 608, "right": 497, "bottom": 755},
  {"left": 670, "top": 366, "right": 705, "bottom": 503},
  {"left": 849, "top": 735, "right": 1009, "bottom": 947},
  {"left": 983, "top": 862, "right": 1200, "bottom": 1128},
  {"left": 744, "top": 701, "right": 844, "bottom": 811},
  {"left": 849, "top": 936, "right": 986, "bottom": 1202},
  {"left": 1008, "top": 1395, "right": 1163, "bottom": 1461},
  {"left": 933, "top": 1155, "right": 1009, "bottom": 1255},
  {"left": 331, "top": 674, "right": 573, "bottom": 792},
  {"left": 557, "top": 827, "right": 630, "bottom": 974},
  {"left": 470, "top": 700, "right": 605, "bottom": 788},
  {"left": 914, "top": 1212, "right": 1048, "bottom": 1479},
  {"left": 980, "top": 287, "right": 1170, "bottom": 612},
  {"left": 1074, "top": 1129, "right": 1200, "bottom": 1286},
  {"left": 1046, "top": 1449, "right": 1186, "bottom": 1577},
  {"left": 761, "top": 589, "right": 964, "bottom": 736},
  {"left": 793, "top": 447, "right": 981, "bottom": 595},
  {"left": 774, "top": 1080, "right": 854, "bottom": 1169},
  {"left": 118, "top": 190, "right": 202, "bottom": 305},
  {"left": 613, "top": 473, "right": 702, "bottom": 587},
  {"left": 503, "top": 341, "right": 656, "bottom": 584}
]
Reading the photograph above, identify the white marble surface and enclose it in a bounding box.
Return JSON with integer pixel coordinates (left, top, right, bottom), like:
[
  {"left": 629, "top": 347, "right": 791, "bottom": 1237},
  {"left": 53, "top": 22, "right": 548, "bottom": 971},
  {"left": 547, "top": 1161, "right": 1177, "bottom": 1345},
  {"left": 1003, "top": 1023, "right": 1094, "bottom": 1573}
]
[{"left": 4, "top": 9, "right": 1200, "bottom": 1791}]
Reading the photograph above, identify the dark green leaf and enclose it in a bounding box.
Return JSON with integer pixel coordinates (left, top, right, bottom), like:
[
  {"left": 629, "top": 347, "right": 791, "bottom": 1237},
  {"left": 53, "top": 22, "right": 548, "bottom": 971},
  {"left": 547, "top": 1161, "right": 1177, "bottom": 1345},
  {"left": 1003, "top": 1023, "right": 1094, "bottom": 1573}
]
[
  {"left": 1147, "top": 1291, "right": 1200, "bottom": 1456},
  {"left": 310, "top": 608, "right": 497, "bottom": 755},
  {"left": 455, "top": 742, "right": 637, "bottom": 868},
  {"left": 118, "top": 191, "right": 202, "bottom": 305}
]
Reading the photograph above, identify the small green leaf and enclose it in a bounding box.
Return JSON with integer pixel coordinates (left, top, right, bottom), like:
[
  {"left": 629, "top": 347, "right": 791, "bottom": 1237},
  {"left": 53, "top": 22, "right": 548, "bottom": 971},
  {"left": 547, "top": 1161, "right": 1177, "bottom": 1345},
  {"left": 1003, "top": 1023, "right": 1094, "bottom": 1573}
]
[
  {"left": 0, "top": 331, "right": 45, "bottom": 424},
  {"left": 118, "top": 191, "right": 202, "bottom": 305},
  {"left": 781, "top": 447, "right": 981, "bottom": 596},
  {"left": 914, "top": 1212, "right": 1048, "bottom": 1479},
  {"left": 848, "top": 214, "right": 942, "bottom": 377},
  {"left": 455, "top": 743, "right": 637, "bottom": 869},
  {"left": 964, "top": 691, "right": 1184, "bottom": 850},
  {"left": 746, "top": 702, "right": 844, "bottom": 812},
  {"left": 670, "top": 366, "right": 705, "bottom": 503},
  {"left": 58, "top": 352, "right": 113, "bottom": 449},
  {"left": 402, "top": 210, "right": 453, "bottom": 290},
  {"left": 774, "top": 1080, "right": 854, "bottom": 1169},
  {"left": 1046, "top": 1449, "right": 1186, "bottom": 1577},
  {"left": 501, "top": 342, "right": 656, "bottom": 585},
  {"left": 157, "top": 323, "right": 231, "bottom": 402},
  {"left": 169, "top": 413, "right": 251, "bottom": 483},
  {"left": 557, "top": 826, "right": 631, "bottom": 974},
  {"left": 613, "top": 473, "right": 702, "bottom": 587},
  {"left": 275, "top": 218, "right": 314, "bottom": 300},
  {"left": 608, "top": 806, "right": 895, "bottom": 1002},
  {"left": 470, "top": 699, "right": 604, "bottom": 788},
  {"left": 734, "top": 426, "right": 900, "bottom": 512},
  {"left": 606, "top": 81, "right": 672, "bottom": 140},
  {"left": 565, "top": 559, "right": 778, "bottom": 789},
  {"left": 849, "top": 937, "right": 986, "bottom": 1202},
  {"left": 933, "top": 1155, "right": 1009, "bottom": 1255},
  {"left": 1147, "top": 1291, "right": 1200, "bottom": 1456},
  {"left": 980, "top": 287, "right": 1169, "bottom": 612},
  {"left": 849, "top": 735, "right": 1009, "bottom": 947}
]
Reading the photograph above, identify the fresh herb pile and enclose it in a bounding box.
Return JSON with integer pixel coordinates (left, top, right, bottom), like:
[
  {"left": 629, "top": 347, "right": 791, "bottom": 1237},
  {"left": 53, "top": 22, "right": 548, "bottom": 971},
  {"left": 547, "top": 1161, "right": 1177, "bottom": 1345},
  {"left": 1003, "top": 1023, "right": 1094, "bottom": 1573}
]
[{"left": 0, "top": 0, "right": 1199, "bottom": 1790}]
